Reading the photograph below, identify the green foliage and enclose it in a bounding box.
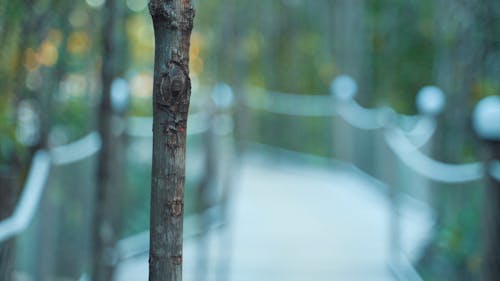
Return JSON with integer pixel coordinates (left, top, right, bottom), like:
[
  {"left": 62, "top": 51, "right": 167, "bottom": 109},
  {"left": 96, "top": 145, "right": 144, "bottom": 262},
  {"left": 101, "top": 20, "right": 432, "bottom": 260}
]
[
  {"left": 1, "top": 0, "right": 498, "bottom": 279},
  {"left": 195, "top": 1, "right": 497, "bottom": 280},
  {"left": 0, "top": 100, "right": 22, "bottom": 164},
  {"left": 418, "top": 185, "right": 484, "bottom": 281}
]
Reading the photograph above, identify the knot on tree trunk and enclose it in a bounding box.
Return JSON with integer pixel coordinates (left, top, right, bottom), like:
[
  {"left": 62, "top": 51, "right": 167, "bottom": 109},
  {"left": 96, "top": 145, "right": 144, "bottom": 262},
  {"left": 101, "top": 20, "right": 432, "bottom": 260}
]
[
  {"left": 160, "top": 63, "right": 186, "bottom": 101},
  {"left": 149, "top": 0, "right": 178, "bottom": 28},
  {"left": 158, "top": 59, "right": 190, "bottom": 110}
]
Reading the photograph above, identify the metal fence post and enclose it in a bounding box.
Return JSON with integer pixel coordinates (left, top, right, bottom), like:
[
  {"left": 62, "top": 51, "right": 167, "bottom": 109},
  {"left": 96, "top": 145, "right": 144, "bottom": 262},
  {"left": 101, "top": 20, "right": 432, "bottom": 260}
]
[
  {"left": 330, "top": 76, "right": 357, "bottom": 163},
  {"left": 388, "top": 85, "right": 445, "bottom": 278}
]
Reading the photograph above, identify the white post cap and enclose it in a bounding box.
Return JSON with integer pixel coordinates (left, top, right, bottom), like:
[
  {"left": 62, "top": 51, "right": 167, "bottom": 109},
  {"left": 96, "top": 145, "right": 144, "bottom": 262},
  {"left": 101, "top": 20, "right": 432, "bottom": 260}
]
[
  {"left": 111, "top": 78, "right": 130, "bottom": 114},
  {"left": 416, "top": 86, "right": 445, "bottom": 116},
  {"left": 473, "top": 95, "right": 500, "bottom": 141},
  {"left": 212, "top": 83, "right": 234, "bottom": 109},
  {"left": 330, "top": 75, "right": 357, "bottom": 101}
]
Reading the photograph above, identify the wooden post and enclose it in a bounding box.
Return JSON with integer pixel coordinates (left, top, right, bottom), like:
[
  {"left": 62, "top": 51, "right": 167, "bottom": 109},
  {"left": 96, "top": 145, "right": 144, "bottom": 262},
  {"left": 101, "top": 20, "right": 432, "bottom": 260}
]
[
  {"left": 195, "top": 104, "right": 216, "bottom": 281},
  {"left": 472, "top": 96, "right": 500, "bottom": 281},
  {"left": 148, "top": 1, "right": 195, "bottom": 280},
  {"left": 482, "top": 141, "right": 500, "bottom": 281},
  {"left": 0, "top": 169, "right": 18, "bottom": 281},
  {"left": 92, "top": 0, "right": 124, "bottom": 279}
]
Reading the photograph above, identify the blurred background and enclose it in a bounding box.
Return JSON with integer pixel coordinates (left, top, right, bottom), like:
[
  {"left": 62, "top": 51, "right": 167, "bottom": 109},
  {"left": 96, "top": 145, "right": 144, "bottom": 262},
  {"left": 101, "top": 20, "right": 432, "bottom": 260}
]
[{"left": 1, "top": 0, "right": 500, "bottom": 280}]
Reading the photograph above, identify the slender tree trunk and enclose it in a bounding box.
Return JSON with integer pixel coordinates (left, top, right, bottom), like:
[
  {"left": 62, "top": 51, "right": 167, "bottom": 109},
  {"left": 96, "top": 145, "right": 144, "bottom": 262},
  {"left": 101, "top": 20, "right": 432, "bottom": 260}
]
[
  {"left": 148, "top": 1, "right": 195, "bottom": 280},
  {"left": 331, "top": 0, "right": 373, "bottom": 171},
  {"left": 432, "top": 0, "right": 489, "bottom": 228},
  {"left": 0, "top": 169, "right": 18, "bottom": 281},
  {"left": 433, "top": 0, "right": 476, "bottom": 163},
  {"left": 0, "top": 1, "right": 37, "bottom": 279},
  {"left": 231, "top": 0, "right": 250, "bottom": 156},
  {"left": 195, "top": 110, "right": 216, "bottom": 281},
  {"left": 482, "top": 141, "right": 500, "bottom": 281},
  {"left": 92, "top": 0, "right": 124, "bottom": 280},
  {"left": 333, "top": 0, "right": 369, "bottom": 104}
]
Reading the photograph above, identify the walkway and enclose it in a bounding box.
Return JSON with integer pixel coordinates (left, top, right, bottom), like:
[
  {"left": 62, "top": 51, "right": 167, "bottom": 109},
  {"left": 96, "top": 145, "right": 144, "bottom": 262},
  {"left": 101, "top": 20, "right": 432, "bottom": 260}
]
[{"left": 114, "top": 150, "right": 433, "bottom": 281}]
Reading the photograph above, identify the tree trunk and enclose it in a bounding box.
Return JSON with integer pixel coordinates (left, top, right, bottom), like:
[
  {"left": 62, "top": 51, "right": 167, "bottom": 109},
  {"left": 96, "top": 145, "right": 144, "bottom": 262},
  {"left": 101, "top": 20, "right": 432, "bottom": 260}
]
[
  {"left": 331, "top": 0, "right": 373, "bottom": 173},
  {"left": 482, "top": 141, "right": 500, "bottom": 281},
  {"left": 148, "top": 1, "right": 195, "bottom": 280},
  {"left": 195, "top": 111, "right": 216, "bottom": 281},
  {"left": 432, "top": 0, "right": 490, "bottom": 228},
  {"left": 333, "top": 0, "right": 369, "bottom": 104},
  {"left": 92, "top": 0, "right": 124, "bottom": 280},
  {"left": 0, "top": 168, "right": 18, "bottom": 281}
]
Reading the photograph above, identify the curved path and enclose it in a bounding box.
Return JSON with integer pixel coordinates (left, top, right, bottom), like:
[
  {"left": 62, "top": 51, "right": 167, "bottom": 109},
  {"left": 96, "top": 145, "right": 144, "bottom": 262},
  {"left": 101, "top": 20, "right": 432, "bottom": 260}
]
[{"left": 114, "top": 151, "right": 433, "bottom": 281}]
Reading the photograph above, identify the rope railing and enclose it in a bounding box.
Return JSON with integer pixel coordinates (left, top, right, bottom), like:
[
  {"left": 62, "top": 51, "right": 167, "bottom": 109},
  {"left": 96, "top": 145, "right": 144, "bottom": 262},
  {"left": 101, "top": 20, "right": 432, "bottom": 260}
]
[
  {"left": 2, "top": 77, "right": 497, "bottom": 280},
  {"left": 384, "top": 127, "right": 484, "bottom": 183},
  {"left": 401, "top": 117, "right": 436, "bottom": 149},
  {"left": 0, "top": 110, "right": 210, "bottom": 243},
  {"left": 336, "top": 100, "right": 390, "bottom": 130},
  {"left": 0, "top": 131, "right": 104, "bottom": 244},
  {"left": 243, "top": 76, "right": 493, "bottom": 183},
  {"left": 0, "top": 108, "right": 216, "bottom": 279},
  {"left": 50, "top": 132, "right": 102, "bottom": 166},
  {"left": 246, "top": 86, "right": 334, "bottom": 117},
  {"left": 389, "top": 255, "right": 425, "bottom": 281},
  {"left": 243, "top": 75, "right": 500, "bottom": 281},
  {"left": 116, "top": 78, "right": 497, "bottom": 272},
  {"left": 0, "top": 151, "right": 51, "bottom": 242},
  {"left": 245, "top": 83, "right": 437, "bottom": 147},
  {"left": 490, "top": 161, "right": 500, "bottom": 182}
]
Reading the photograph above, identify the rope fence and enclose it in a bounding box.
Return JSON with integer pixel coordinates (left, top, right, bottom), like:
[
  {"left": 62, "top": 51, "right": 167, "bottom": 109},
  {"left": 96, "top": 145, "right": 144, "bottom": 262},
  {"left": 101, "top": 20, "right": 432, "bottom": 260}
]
[
  {"left": 243, "top": 76, "right": 497, "bottom": 183},
  {"left": 0, "top": 109, "right": 212, "bottom": 240},
  {"left": 1, "top": 75, "right": 498, "bottom": 280},
  {"left": 241, "top": 75, "right": 499, "bottom": 281},
  {"left": 0, "top": 106, "right": 215, "bottom": 280},
  {"left": 0, "top": 151, "right": 51, "bottom": 242}
]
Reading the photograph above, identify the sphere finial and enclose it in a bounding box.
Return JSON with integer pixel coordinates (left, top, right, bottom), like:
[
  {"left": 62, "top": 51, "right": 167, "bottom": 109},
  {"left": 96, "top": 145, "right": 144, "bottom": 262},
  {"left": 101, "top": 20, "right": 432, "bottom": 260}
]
[
  {"left": 416, "top": 86, "right": 445, "bottom": 116},
  {"left": 330, "top": 75, "right": 357, "bottom": 101},
  {"left": 473, "top": 95, "right": 500, "bottom": 141}
]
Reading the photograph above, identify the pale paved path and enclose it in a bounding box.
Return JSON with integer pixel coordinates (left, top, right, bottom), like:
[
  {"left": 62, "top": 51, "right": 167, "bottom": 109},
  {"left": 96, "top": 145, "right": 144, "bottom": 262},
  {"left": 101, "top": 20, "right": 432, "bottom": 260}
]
[{"left": 114, "top": 152, "right": 432, "bottom": 281}]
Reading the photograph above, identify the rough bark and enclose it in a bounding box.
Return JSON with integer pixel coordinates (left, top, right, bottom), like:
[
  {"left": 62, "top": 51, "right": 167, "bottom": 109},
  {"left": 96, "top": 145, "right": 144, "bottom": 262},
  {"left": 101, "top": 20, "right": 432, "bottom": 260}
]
[
  {"left": 92, "top": 0, "right": 124, "bottom": 280},
  {"left": 148, "top": 1, "right": 194, "bottom": 280}
]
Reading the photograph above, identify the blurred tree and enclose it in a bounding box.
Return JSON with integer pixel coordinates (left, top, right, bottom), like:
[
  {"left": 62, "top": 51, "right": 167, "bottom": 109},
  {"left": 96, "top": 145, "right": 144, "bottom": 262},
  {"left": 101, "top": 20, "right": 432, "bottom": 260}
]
[
  {"left": 92, "top": 0, "right": 128, "bottom": 280},
  {"left": 148, "top": 0, "right": 195, "bottom": 280},
  {"left": 424, "top": 1, "right": 498, "bottom": 280},
  {"left": 333, "top": 0, "right": 370, "bottom": 105},
  {"left": 433, "top": 0, "right": 485, "bottom": 163},
  {"left": 0, "top": 172, "right": 18, "bottom": 281},
  {"left": 332, "top": 0, "right": 376, "bottom": 174},
  {"left": 0, "top": 0, "right": 52, "bottom": 279},
  {"left": 482, "top": 141, "right": 500, "bottom": 281}
]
